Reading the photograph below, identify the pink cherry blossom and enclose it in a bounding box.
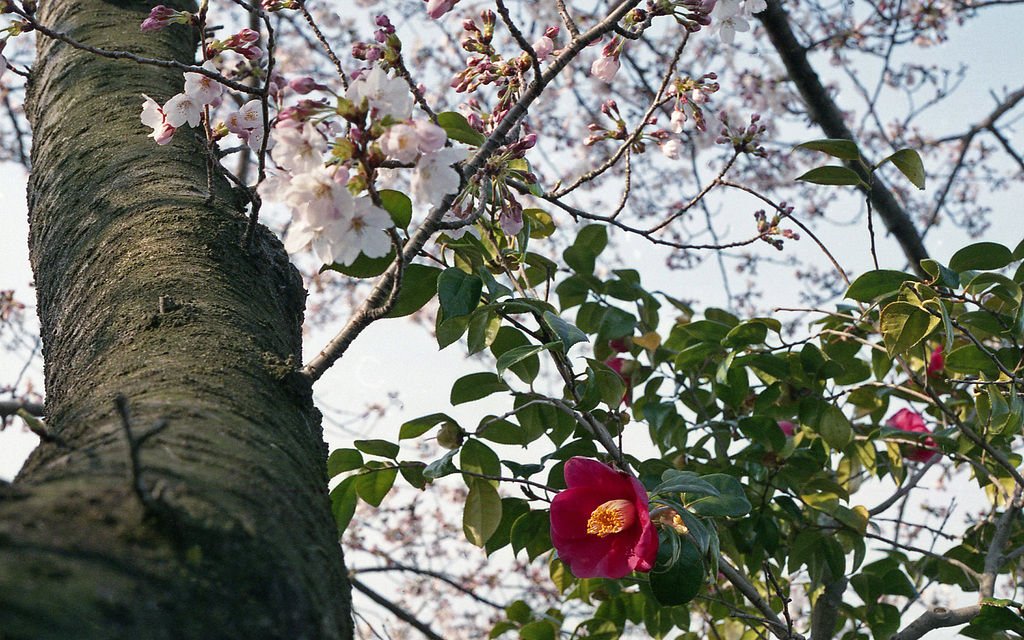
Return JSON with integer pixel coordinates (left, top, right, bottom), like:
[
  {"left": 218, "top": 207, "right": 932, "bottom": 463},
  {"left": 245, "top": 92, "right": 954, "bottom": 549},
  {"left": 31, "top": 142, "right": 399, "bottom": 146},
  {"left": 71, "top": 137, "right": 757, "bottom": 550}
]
[
  {"left": 591, "top": 56, "right": 620, "bottom": 82},
  {"left": 140, "top": 94, "right": 176, "bottom": 145},
  {"left": 414, "top": 120, "right": 448, "bottom": 154},
  {"left": 425, "top": 0, "right": 460, "bottom": 19},
  {"left": 549, "top": 458, "right": 657, "bottom": 579},
  {"left": 380, "top": 123, "right": 422, "bottom": 164},
  {"left": 412, "top": 147, "right": 467, "bottom": 206},
  {"left": 660, "top": 139, "right": 683, "bottom": 159}
]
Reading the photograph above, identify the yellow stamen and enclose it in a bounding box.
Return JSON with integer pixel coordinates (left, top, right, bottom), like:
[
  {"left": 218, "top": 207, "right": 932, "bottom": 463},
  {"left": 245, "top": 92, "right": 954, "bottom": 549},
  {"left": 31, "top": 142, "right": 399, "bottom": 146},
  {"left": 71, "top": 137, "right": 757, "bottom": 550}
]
[{"left": 586, "top": 499, "right": 636, "bottom": 537}]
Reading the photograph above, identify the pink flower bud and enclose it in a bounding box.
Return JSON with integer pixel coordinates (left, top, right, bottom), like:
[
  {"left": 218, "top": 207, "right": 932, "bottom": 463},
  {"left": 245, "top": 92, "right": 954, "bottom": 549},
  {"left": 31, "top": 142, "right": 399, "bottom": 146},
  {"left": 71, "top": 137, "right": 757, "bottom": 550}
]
[
  {"left": 532, "top": 35, "right": 554, "bottom": 58},
  {"left": 289, "top": 77, "right": 324, "bottom": 95}
]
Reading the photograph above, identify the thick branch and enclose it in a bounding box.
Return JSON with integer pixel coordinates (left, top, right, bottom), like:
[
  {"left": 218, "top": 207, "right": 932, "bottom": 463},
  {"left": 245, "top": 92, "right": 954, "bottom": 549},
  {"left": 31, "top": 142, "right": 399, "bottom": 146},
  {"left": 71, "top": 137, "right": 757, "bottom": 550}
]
[{"left": 758, "top": 0, "right": 930, "bottom": 277}]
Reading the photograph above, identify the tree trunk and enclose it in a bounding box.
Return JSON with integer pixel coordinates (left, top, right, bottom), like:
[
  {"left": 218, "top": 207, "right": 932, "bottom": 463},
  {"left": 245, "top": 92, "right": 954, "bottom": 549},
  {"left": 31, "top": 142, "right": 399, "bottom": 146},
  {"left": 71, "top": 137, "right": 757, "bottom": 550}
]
[{"left": 0, "top": 0, "right": 353, "bottom": 637}]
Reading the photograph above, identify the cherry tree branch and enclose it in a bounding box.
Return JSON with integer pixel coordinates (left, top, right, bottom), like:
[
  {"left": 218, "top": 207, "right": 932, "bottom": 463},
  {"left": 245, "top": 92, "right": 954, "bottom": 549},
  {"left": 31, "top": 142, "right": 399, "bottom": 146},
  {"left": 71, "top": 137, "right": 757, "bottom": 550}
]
[
  {"left": 757, "top": 0, "right": 930, "bottom": 277},
  {"left": 350, "top": 576, "right": 446, "bottom": 640}
]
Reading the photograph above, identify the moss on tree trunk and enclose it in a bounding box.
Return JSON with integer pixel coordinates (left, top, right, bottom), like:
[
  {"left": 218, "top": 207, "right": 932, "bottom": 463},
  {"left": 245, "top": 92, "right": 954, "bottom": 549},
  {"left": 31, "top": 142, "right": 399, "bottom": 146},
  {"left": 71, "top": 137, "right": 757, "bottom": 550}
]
[{"left": 0, "top": 0, "right": 353, "bottom": 637}]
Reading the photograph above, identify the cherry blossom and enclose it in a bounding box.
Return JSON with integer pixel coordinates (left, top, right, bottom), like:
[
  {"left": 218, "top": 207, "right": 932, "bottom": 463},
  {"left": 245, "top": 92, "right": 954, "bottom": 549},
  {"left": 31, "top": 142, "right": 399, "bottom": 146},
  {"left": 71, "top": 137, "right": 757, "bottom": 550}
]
[
  {"left": 425, "top": 0, "right": 460, "bottom": 19},
  {"left": 163, "top": 93, "right": 202, "bottom": 128},
  {"left": 183, "top": 61, "right": 224, "bottom": 106},
  {"left": 346, "top": 64, "right": 414, "bottom": 120},
  {"left": 591, "top": 56, "right": 620, "bottom": 83},
  {"left": 549, "top": 458, "right": 657, "bottom": 579},
  {"left": 710, "top": 0, "right": 750, "bottom": 44},
  {"left": 272, "top": 123, "right": 328, "bottom": 173},
  {"left": 140, "top": 94, "right": 176, "bottom": 145},
  {"left": 660, "top": 139, "right": 683, "bottom": 159},
  {"left": 380, "top": 123, "right": 422, "bottom": 164},
  {"left": 412, "top": 147, "right": 467, "bottom": 206},
  {"left": 327, "top": 197, "right": 393, "bottom": 266},
  {"left": 414, "top": 120, "right": 447, "bottom": 154},
  {"left": 282, "top": 166, "right": 354, "bottom": 229}
]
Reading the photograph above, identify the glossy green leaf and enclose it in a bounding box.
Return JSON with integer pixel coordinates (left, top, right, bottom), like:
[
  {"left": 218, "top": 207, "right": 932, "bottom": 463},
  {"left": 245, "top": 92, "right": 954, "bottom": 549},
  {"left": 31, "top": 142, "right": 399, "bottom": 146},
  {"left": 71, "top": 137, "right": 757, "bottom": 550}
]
[
  {"left": 467, "top": 310, "right": 501, "bottom": 355},
  {"left": 378, "top": 189, "right": 412, "bottom": 229},
  {"left": 327, "top": 448, "right": 363, "bottom": 477},
  {"left": 819, "top": 404, "right": 853, "bottom": 449},
  {"left": 355, "top": 465, "right": 398, "bottom": 507},
  {"left": 949, "top": 242, "right": 1014, "bottom": 272},
  {"left": 438, "top": 267, "right": 483, "bottom": 319},
  {"left": 490, "top": 326, "right": 541, "bottom": 384},
  {"left": 882, "top": 148, "right": 926, "bottom": 189},
  {"left": 685, "top": 474, "right": 751, "bottom": 517},
  {"left": 920, "top": 259, "right": 961, "bottom": 289},
  {"left": 496, "top": 342, "right": 558, "bottom": 378},
  {"left": 451, "top": 372, "right": 508, "bottom": 405},
  {"left": 399, "top": 413, "right": 456, "bottom": 440},
  {"left": 463, "top": 477, "right": 502, "bottom": 547},
  {"left": 795, "top": 166, "right": 865, "bottom": 187},
  {"left": 354, "top": 439, "right": 400, "bottom": 459},
  {"left": 846, "top": 270, "right": 918, "bottom": 302},
  {"left": 523, "top": 208, "right": 555, "bottom": 239},
  {"left": 423, "top": 449, "right": 459, "bottom": 479},
  {"left": 435, "top": 313, "right": 469, "bottom": 349},
  {"left": 880, "top": 301, "right": 940, "bottom": 357},
  {"left": 649, "top": 536, "right": 704, "bottom": 606},
  {"left": 329, "top": 476, "right": 358, "bottom": 533},
  {"left": 485, "top": 499, "right": 530, "bottom": 555},
  {"left": 795, "top": 138, "right": 862, "bottom": 160},
  {"left": 436, "top": 110, "right": 486, "bottom": 146},
  {"left": 543, "top": 311, "right": 589, "bottom": 351},
  {"left": 385, "top": 264, "right": 442, "bottom": 318},
  {"left": 510, "top": 510, "right": 552, "bottom": 560},
  {"left": 460, "top": 438, "right": 501, "bottom": 479}
]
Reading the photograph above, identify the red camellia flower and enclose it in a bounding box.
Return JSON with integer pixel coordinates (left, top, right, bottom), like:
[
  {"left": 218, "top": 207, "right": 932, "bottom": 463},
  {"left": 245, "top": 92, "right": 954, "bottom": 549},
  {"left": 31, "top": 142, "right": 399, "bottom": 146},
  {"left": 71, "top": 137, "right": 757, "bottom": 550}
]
[
  {"left": 927, "top": 347, "right": 944, "bottom": 377},
  {"left": 549, "top": 457, "right": 658, "bottom": 579},
  {"left": 778, "top": 420, "right": 796, "bottom": 436},
  {"left": 886, "top": 408, "right": 937, "bottom": 463}
]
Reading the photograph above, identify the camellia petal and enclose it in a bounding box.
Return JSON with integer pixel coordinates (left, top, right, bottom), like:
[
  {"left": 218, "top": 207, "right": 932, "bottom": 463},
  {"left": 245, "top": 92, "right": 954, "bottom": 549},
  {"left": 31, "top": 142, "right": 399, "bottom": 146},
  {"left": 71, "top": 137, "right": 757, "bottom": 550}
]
[{"left": 550, "top": 457, "right": 657, "bottom": 579}]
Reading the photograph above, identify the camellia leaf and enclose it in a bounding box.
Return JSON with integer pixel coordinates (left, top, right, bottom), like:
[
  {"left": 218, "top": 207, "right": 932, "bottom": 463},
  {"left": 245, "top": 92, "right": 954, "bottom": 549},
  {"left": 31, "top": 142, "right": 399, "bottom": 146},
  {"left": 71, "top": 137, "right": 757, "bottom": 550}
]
[
  {"left": 385, "top": 264, "right": 442, "bottom": 318},
  {"left": 438, "top": 267, "right": 483, "bottom": 319},
  {"left": 649, "top": 536, "right": 704, "bottom": 607},
  {"left": 355, "top": 465, "right": 398, "bottom": 507},
  {"left": 378, "top": 189, "right": 412, "bottom": 229},
  {"left": 880, "top": 301, "right": 940, "bottom": 357},
  {"left": 795, "top": 166, "right": 865, "bottom": 187},
  {"left": 949, "top": 242, "right": 1014, "bottom": 272},
  {"left": 451, "top": 372, "right": 509, "bottom": 405},
  {"left": 846, "top": 270, "right": 919, "bottom": 302},
  {"left": 436, "top": 110, "right": 486, "bottom": 146},
  {"left": 329, "top": 476, "right": 359, "bottom": 533},
  {"left": 795, "top": 138, "right": 862, "bottom": 160},
  {"left": 353, "top": 439, "right": 400, "bottom": 459},
  {"left": 542, "top": 311, "right": 589, "bottom": 351},
  {"left": 819, "top": 404, "right": 853, "bottom": 449},
  {"left": 496, "top": 342, "right": 559, "bottom": 378},
  {"left": 881, "top": 148, "right": 926, "bottom": 190},
  {"left": 327, "top": 448, "right": 363, "bottom": 477},
  {"left": 399, "top": 413, "right": 455, "bottom": 440},
  {"left": 685, "top": 474, "right": 751, "bottom": 517},
  {"left": 463, "top": 477, "right": 502, "bottom": 547}
]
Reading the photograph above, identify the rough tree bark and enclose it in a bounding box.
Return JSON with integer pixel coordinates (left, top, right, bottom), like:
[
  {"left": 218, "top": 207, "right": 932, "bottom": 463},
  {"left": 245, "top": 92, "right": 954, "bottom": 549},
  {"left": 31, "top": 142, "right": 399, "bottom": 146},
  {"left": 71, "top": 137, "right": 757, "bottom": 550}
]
[{"left": 0, "top": 0, "right": 353, "bottom": 637}]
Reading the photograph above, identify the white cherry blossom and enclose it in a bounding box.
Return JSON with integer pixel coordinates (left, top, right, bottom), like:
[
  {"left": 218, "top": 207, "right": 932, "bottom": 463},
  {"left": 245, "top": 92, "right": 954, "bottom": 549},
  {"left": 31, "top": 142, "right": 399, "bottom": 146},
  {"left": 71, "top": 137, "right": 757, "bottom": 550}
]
[
  {"left": 272, "top": 123, "right": 328, "bottom": 172},
  {"left": 380, "top": 123, "right": 422, "bottom": 164},
  {"left": 163, "top": 92, "right": 202, "bottom": 128},
  {"left": 183, "top": 61, "right": 224, "bottom": 106},
  {"left": 710, "top": 0, "right": 750, "bottom": 44},
  {"left": 140, "top": 94, "right": 175, "bottom": 145},
  {"left": 346, "top": 64, "right": 414, "bottom": 120},
  {"left": 412, "top": 147, "right": 468, "bottom": 206}
]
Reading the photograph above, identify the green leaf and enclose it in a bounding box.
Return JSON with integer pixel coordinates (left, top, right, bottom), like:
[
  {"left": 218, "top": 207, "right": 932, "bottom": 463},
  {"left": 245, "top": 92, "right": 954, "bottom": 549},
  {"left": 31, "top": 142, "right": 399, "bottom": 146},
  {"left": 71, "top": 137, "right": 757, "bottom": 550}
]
[
  {"left": 423, "top": 449, "right": 458, "bottom": 479},
  {"left": 949, "top": 242, "right": 1014, "bottom": 272},
  {"left": 685, "top": 474, "right": 751, "bottom": 517},
  {"left": 920, "top": 259, "right": 961, "bottom": 289},
  {"left": 542, "top": 311, "right": 589, "bottom": 351},
  {"left": 385, "top": 264, "right": 442, "bottom": 318},
  {"left": 486, "top": 498, "right": 531, "bottom": 555},
  {"left": 523, "top": 208, "right": 555, "bottom": 239},
  {"left": 463, "top": 477, "right": 502, "bottom": 547},
  {"left": 496, "top": 342, "right": 559, "bottom": 378},
  {"left": 795, "top": 166, "right": 865, "bottom": 187},
  {"left": 436, "top": 110, "right": 486, "bottom": 146},
  {"left": 327, "top": 448, "right": 363, "bottom": 477},
  {"left": 354, "top": 439, "right": 400, "bottom": 459},
  {"left": 477, "top": 417, "right": 524, "bottom": 445},
  {"left": 819, "top": 404, "right": 853, "bottom": 449},
  {"left": 438, "top": 267, "right": 483, "bottom": 319},
  {"left": 490, "top": 326, "right": 540, "bottom": 384},
  {"left": 451, "top": 372, "right": 509, "bottom": 405},
  {"left": 510, "top": 510, "right": 552, "bottom": 561},
  {"left": 355, "top": 465, "right": 398, "bottom": 507},
  {"left": 329, "top": 476, "right": 358, "bottom": 533},
  {"left": 467, "top": 309, "right": 501, "bottom": 355},
  {"left": 399, "top": 413, "right": 455, "bottom": 440},
  {"left": 845, "top": 270, "right": 918, "bottom": 302},
  {"left": 460, "top": 438, "right": 501, "bottom": 479},
  {"left": 944, "top": 344, "right": 1002, "bottom": 377},
  {"left": 880, "top": 301, "right": 940, "bottom": 357},
  {"left": 435, "top": 313, "right": 469, "bottom": 349},
  {"left": 323, "top": 248, "right": 395, "bottom": 279},
  {"left": 881, "top": 148, "right": 926, "bottom": 189},
  {"left": 399, "top": 462, "right": 428, "bottom": 489},
  {"left": 649, "top": 537, "right": 704, "bottom": 606},
  {"left": 378, "top": 189, "right": 412, "bottom": 229},
  {"left": 795, "top": 138, "right": 862, "bottom": 160}
]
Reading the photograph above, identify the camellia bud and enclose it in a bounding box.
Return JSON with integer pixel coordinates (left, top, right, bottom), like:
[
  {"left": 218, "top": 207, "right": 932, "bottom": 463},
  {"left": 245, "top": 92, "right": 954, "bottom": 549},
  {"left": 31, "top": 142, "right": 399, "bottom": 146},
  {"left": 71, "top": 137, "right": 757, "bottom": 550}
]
[{"left": 436, "top": 421, "right": 464, "bottom": 449}]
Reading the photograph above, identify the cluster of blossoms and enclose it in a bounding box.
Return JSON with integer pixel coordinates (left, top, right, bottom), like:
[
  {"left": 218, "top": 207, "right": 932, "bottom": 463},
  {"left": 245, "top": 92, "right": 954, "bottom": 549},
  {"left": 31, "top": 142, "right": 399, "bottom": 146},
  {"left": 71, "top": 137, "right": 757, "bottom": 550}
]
[
  {"left": 715, "top": 111, "right": 768, "bottom": 157},
  {"left": 260, "top": 64, "right": 468, "bottom": 266},
  {"left": 141, "top": 61, "right": 225, "bottom": 145},
  {"left": 754, "top": 207, "right": 799, "bottom": 250}
]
